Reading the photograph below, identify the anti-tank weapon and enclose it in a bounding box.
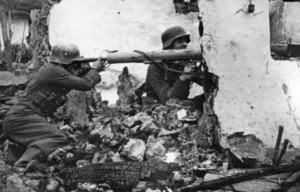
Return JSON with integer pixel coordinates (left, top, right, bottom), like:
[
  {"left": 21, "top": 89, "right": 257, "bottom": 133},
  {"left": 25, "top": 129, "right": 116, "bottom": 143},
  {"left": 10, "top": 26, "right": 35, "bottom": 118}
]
[
  {"left": 81, "top": 49, "right": 203, "bottom": 64},
  {"left": 78, "top": 49, "right": 219, "bottom": 105},
  {"left": 77, "top": 49, "right": 206, "bottom": 78}
]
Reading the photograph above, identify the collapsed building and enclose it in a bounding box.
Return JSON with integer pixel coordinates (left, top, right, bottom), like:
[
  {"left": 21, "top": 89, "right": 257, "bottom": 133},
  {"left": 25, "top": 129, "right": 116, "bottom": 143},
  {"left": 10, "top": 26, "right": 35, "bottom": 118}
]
[{"left": 1, "top": 0, "right": 300, "bottom": 191}]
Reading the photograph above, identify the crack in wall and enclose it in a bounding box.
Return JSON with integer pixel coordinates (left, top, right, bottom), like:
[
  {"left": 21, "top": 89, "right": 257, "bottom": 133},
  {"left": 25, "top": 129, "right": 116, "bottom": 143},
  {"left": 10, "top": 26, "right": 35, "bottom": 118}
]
[
  {"left": 282, "top": 83, "right": 300, "bottom": 131},
  {"left": 287, "top": 96, "right": 300, "bottom": 131}
]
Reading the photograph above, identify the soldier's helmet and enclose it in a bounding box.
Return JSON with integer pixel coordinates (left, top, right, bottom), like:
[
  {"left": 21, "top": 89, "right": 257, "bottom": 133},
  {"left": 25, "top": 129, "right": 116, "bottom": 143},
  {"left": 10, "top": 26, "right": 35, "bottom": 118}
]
[
  {"left": 161, "top": 26, "right": 190, "bottom": 49},
  {"left": 50, "top": 42, "right": 84, "bottom": 65}
]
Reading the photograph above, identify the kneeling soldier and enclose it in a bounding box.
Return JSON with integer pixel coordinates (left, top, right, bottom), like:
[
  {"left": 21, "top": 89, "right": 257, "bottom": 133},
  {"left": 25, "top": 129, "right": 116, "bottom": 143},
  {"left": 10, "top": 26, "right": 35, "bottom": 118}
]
[{"left": 3, "top": 42, "right": 104, "bottom": 168}]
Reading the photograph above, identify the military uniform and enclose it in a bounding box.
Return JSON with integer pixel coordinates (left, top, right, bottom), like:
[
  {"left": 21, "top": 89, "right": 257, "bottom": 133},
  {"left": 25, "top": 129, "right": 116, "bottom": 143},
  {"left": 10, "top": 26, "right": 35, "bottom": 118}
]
[
  {"left": 3, "top": 63, "right": 100, "bottom": 157},
  {"left": 143, "top": 62, "right": 205, "bottom": 111},
  {"left": 142, "top": 26, "right": 205, "bottom": 111},
  {"left": 3, "top": 43, "right": 102, "bottom": 166}
]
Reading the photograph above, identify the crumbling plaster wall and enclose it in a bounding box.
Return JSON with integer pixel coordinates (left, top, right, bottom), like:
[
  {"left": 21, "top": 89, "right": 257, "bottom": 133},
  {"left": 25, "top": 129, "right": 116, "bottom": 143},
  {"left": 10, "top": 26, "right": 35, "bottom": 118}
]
[
  {"left": 49, "top": 0, "right": 300, "bottom": 147},
  {"left": 199, "top": 0, "right": 300, "bottom": 148}
]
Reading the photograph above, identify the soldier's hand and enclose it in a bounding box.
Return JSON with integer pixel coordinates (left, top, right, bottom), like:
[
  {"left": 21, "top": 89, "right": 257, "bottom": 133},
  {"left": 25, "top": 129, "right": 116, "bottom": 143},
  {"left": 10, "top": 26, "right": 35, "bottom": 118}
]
[
  {"left": 180, "top": 63, "right": 197, "bottom": 81},
  {"left": 77, "top": 62, "right": 91, "bottom": 77},
  {"left": 91, "top": 58, "right": 105, "bottom": 72}
]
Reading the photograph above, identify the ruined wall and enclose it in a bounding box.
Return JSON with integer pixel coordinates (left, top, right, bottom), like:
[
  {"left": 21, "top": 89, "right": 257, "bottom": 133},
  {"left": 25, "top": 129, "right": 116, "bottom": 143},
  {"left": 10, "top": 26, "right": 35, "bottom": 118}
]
[
  {"left": 199, "top": 0, "right": 300, "bottom": 148},
  {"left": 49, "top": 0, "right": 300, "bottom": 147}
]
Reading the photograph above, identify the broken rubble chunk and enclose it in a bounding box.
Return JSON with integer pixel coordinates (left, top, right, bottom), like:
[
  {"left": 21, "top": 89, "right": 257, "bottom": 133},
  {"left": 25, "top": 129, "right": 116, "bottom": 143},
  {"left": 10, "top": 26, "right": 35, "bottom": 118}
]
[
  {"left": 85, "top": 143, "right": 97, "bottom": 152},
  {"left": 177, "top": 109, "right": 187, "bottom": 120},
  {"left": 133, "top": 112, "right": 154, "bottom": 124},
  {"left": 25, "top": 179, "right": 41, "bottom": 191},
  {"left": 90, "top": 124, "right": 115, "bottom": 145},
  {"left": 6, "top": 173, "right": 27, "bottom": 191},
  {"left": 121, "top": 138, "right": 146, "bottom": 162},
  {"left": 122, "top": 116, "right": 136, "bottom": 128},
  {"left": 197, "top": 114, "right": 221, "bottom": 148},
  {"left": 0, "top": 72, "right": 28, "bottom": 96},
  {"left": 60, "top": 125, "right": 72, "bottom": 132},
  {"left": 108, "top": 152, "right": 125, "bottom": 162},
  {"left": 48, "top": 148, "right": 66, "bottom": 162},
  {"left": 25, "top": 172, "right": 44, "bottom": 179},
  {"left": 173, "top": 171, "right": 183, "bottom": 181},
  {"left": 226, "top": 132, "right": 266, "bottom": 168},
  {"left": 158, "top": 136, "right": 179, "bottom": 149},
  {"left": 158, "top": 127, "right": 183, "bottom": 137},
  {"left": 132, "top": 181, "right": 148, "bottom": 192},
  {"left": 181, "top": 140, "right": 199, "bottom": 169},
  {"left": 164, "top": 151, "right": 182, "bottom": 165},
  {"left": 90, "top": 125, "right": 104, "bottom": 136},
  {"left": 66, "top": 153, "right": 74, "bottom": 159},
  {"left": 92, "top": 152, "right": 107, "bottom": 164},
  {"left": 79, "top": 182, "right": 98, "bottom": 191},
  {"left": 77, "top": 160, "right": 91, "bottom": 168},
  {"left": 140, "top": 120, "right": 160, "bottom": 135},
  {"left": 129, "top": 125, "right": 141, "bottom": 135},
  {"left": 123, "top": 112, "right": 154, "bottom": 128},
  {"left": 46, "top": 178, "right": 61, "bottom": 192},
  {"left": 203, "top": 173, "right": 222, "bottom": 181},
  {"left": 145, "top": 136, "right": 166, "bottom": 160}
]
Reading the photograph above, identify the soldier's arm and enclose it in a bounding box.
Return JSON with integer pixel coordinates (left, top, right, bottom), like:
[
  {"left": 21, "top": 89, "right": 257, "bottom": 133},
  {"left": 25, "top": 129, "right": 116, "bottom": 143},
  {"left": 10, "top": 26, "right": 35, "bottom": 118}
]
[
  {"left": 192, "top": 75, "right": 204, "bottom": 86},
  {"left": 50, "top": 65, "right": 101, "bottom": 91},
  {"left": 147, "top": 64, "right": 190, "bottom": 104}
]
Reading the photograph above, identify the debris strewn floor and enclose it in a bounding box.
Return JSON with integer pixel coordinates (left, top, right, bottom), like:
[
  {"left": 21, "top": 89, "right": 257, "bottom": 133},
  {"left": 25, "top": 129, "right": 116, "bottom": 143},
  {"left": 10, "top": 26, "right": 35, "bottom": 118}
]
[{"left": 1, "top": 72, "right": 300, "bottom": 192}]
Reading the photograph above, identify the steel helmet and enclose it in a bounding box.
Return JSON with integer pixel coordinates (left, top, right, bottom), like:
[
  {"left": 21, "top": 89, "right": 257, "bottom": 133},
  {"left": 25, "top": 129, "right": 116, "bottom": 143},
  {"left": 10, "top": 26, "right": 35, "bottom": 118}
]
[
  {"left": 49, "top": 42, "right": 84, "bottom": 65},
  {"left": 161, "top": 26, "right": 190, "bottom": 49}
]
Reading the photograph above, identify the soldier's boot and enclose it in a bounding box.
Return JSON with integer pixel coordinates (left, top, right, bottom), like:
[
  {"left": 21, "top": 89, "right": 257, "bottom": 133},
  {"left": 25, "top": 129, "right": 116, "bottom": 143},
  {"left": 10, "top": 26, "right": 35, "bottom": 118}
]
[
  {"left": 14, "top": 147, "right": 45, "bottom": 168},
  {"left": 5, "top": 141, "right": 25, "bottom": 166}
]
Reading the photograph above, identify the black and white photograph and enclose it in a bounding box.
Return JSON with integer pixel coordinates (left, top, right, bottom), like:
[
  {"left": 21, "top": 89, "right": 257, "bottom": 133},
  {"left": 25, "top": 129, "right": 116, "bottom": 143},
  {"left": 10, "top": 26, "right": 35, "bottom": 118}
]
[{"left": 0, "top": 0, "right": 300, "bottom": 191}]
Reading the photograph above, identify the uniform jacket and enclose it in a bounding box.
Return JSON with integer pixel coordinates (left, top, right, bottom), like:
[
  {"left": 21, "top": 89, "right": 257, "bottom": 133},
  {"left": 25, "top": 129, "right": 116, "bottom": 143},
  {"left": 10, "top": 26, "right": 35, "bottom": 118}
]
[
  {"left": 145, "top": 62, "right": 192, "bottom": 104},
  {"left": 7, "top": 63, "right": 101, "bottom": 117}
]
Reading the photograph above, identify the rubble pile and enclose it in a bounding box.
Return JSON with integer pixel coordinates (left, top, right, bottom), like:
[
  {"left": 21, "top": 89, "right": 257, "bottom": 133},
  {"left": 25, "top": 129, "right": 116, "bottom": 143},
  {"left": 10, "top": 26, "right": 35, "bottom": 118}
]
[
  {"left": 0, "top": 72, "right": 28, "bottom": 133},
  {"left": 1, "top": 69, "right": 300, "bottom": 192},
  {"left": 0, "top": 92, "right": 225, "bottom": 192}
]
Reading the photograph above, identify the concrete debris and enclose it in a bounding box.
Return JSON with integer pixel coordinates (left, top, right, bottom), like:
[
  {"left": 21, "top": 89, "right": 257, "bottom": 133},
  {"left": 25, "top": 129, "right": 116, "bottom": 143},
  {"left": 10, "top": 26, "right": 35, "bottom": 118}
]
[
  {"left": 225, "top": 132, "right": 266, "bottom": 168},
  {"left": 46, "top": 178, "right": 61, "bottom": 192},
  {"left": 108, "top": 152, "right": 125, "bottom": 163},
  {"left": 6, "top": 174, "right": 27, "bottom": 192},
  {"left": 1, "top": 69, "right": 299, "bottom": 192},
  {"left": 145, "top": 136, "right": 166, "bottom": 159},
  {"left": 120, "top": 138, "right": 146, "bottom": 162}
]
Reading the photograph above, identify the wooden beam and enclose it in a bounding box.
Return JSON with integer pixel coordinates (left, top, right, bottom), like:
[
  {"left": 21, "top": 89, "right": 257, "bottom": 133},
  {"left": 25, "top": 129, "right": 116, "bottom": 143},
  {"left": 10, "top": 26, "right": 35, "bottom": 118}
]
[
  {"left": 0, "top": 0, "right": 48, "bottom": 11},
  {"left": 181, "top": 162, "right": 300, "bottom": 192}
]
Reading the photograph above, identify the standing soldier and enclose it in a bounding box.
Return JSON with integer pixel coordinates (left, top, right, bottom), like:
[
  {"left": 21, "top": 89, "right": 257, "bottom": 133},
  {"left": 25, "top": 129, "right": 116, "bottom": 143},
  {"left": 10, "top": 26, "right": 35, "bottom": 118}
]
[
  {"left": 3, "top": 42, "right": 104, "bottom": 168},
  {"left": 142, "top": 26, "right": 205, "bottom": 116}
]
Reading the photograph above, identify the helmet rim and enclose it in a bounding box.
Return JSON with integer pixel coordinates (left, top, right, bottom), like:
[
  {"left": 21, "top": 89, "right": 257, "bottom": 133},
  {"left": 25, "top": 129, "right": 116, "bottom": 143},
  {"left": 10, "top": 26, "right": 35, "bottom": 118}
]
[
  {"left": 161, "top": 26, "right": 190, "bottom": 49},
  {"left": 49, "top": 42, "right": 84, "bottom": 65},
  {"left": 163, "top": 34, "right": 190, "bottom": 49}
]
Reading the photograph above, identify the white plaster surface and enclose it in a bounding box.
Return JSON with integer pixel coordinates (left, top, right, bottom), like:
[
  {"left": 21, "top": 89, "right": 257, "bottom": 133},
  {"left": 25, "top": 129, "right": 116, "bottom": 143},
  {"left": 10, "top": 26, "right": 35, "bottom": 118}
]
[
  {"left": 49, "top": 0, "right": 300, "bottom": 147},
  {"left": 199, "top": 0, "right": 300, "bottom": 147}
]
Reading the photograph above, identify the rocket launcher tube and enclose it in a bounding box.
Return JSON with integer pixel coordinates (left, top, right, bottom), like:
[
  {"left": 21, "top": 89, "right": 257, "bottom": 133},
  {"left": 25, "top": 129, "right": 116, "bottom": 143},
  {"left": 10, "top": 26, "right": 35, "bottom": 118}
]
[{"left": 82, "top": 49, "right": 203, "bottom": 64}]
